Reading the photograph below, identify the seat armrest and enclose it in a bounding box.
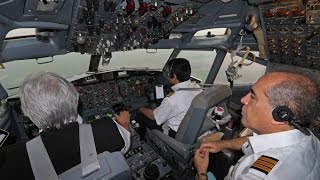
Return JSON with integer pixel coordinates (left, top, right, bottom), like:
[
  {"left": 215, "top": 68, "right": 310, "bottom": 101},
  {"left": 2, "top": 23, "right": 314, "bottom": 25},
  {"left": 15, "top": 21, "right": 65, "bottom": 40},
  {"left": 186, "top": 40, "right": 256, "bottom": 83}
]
[{"left": 151, "top": 129, "right": 192, "bottom": 159}]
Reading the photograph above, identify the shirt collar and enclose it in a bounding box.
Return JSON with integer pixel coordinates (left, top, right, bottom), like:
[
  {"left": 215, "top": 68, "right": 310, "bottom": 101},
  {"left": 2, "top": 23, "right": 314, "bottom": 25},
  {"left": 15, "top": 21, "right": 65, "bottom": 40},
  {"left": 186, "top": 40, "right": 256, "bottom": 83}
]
[
  {"left": 248, "top": 129, "right": 306, "bottom": 153},
  {"left": 76, "top": 114, "right": 83, "bottom": 124},
  {"left": 171, "top": 80, "right": 193, "bottom": 91}
]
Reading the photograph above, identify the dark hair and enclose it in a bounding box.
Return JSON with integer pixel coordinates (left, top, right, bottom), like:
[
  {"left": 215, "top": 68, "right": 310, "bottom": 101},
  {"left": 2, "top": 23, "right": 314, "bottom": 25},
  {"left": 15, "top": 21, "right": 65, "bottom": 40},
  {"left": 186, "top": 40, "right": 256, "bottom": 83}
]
[
  {"left": 165, "top": 58, "right": 191, "bottom": 82},
  {"left": 265, "top": 71, "right": 320, "bottom": 130}
]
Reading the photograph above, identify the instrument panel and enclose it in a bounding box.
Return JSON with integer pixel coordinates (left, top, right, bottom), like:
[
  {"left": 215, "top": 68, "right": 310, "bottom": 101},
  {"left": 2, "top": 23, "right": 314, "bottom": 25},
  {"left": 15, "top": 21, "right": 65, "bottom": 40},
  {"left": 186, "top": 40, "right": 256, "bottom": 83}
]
[
  {"left": 66, "top": 0, "right": 198, "bottom": 56},
  {"left": 73, "top": 70, "right": 169, "bottom": 122},
  {"left": 260, "top": 0, "right": 320, "bottom": 70}
]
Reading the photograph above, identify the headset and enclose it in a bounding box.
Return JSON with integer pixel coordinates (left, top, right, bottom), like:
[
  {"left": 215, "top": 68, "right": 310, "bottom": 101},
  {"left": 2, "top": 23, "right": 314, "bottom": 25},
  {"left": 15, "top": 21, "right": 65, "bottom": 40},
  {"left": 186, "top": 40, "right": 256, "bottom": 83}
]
[
  {"left": 272, "top": 106, "right": 294, "bottom": 122},
  {"left": 163, "top": 59, "right": 176, "bottom": 79},
  {"left": 168, "top": 61, "right": 175, "bottom": 79},
  {"left": 272, "top": 106, "right": 310, "bottom": 135}
]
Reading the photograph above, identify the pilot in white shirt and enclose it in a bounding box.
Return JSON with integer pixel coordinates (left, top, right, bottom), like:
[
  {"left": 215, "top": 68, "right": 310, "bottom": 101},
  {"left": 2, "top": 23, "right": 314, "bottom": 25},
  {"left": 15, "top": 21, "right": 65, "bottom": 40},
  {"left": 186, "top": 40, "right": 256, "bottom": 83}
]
[
  {"left": 139, "top": 58, "right": 201, "bottom": 135},
  {"left": 194, "top": 71, "right": 320, "bottom": 180},
  {"left": 226, "top": 130, "right": 320, "bottom": 180},
  {"left": 153, "top": 79, "right": 201, "bottom": 132}
]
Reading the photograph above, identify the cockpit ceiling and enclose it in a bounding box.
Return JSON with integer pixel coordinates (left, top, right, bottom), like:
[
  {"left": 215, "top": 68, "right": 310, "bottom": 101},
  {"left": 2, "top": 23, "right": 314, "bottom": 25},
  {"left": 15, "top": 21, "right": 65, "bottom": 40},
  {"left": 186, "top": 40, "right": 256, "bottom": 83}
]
[{"left": 0, "top": 0, "right": 319, "bottom": 71}]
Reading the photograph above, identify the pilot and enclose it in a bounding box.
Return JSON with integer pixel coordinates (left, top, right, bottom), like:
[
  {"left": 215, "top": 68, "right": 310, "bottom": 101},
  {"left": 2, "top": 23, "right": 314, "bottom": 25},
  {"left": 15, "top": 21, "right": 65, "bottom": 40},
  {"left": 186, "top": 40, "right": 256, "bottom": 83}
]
[
  {"left": 138, "top": 58, "right": 201, "bottom": 137},
  {"left": 0, "top": 72, "right": 131, "bottom": 179},
  {"left": 194, "top": 71, "right": 320, "bottom": 180}
]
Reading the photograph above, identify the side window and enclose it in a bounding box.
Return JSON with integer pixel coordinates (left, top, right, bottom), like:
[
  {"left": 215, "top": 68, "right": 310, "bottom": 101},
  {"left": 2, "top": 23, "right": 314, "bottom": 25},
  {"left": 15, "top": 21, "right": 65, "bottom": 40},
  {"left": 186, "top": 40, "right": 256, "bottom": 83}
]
[
  {"left": 215, "top": 52, "right": 266, "bottom": 85},
  {"left": 177, "top": 50, "right": 217, "bottom": 82}
]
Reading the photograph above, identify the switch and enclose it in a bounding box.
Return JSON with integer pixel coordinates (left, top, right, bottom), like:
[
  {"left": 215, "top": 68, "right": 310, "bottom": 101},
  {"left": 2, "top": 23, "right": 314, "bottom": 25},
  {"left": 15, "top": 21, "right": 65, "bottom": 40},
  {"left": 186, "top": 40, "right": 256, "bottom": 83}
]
[
  {"left": 94, "top": 0, "right": 99, "bottom": 10},
  {"left": 126, "top": 0, "right": 135, "bottom": 15},
  {"left": 162, "top": 6, "right": 172, "bottom": 17},
  {"left": 99, "top": 18, "right": 104, "bottom": 29},
  {"left": 138, "top": 2, "right": 148, "bottom": 16}
]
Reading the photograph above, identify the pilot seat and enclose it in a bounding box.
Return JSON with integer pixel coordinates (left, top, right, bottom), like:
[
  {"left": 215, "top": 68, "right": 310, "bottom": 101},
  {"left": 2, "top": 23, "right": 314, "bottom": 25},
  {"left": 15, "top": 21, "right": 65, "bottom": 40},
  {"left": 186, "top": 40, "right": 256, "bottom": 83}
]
[{"left": 145, "top": 84, "right": 232, "bottom": 179}]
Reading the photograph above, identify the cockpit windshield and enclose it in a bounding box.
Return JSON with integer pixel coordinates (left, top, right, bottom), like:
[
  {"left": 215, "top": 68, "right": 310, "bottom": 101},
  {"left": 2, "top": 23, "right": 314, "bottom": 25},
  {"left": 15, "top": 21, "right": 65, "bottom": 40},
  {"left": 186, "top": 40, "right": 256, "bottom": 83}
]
[
  {"left": 0, "top": 48, "right": 220, "bottom": 97},
  {"left": 0, "top": 53, "right": 90, "bottom": 97},
  {"left": 98, "top": 49, "right": 173, "bottom": 71}
]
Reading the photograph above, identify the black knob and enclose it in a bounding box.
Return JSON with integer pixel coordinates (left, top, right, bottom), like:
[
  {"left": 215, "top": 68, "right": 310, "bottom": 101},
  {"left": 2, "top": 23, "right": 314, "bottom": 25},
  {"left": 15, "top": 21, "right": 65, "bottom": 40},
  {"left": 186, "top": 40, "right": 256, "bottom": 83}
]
[
  {"left": 83, "top": 8, "right": 89, "bottom": 19},
  {"left": 96, "top": 26, "right": 100, "bottom": 35},
  {"left": 162, "top": 161, "right": 167, "bottom": 167},
  {"left": 79, "top": 44, "right": 86, "bottom": 54},
  {"left": 132, "top": 25, "right": 138, "bottom": 32},
  {"left": 104, "top": 0, "right": 110, "bottom": 11},
  {"left": 94, "top": 0, "right": 99, "bottom": 10},
  {"left": 152, "top": 16, "right": 158, "bottom": 29},
  {"left": 86, "top": 0, "right": 93, "bottom": 9},
  {"left": 143, "top": 164, "right": 159, "bottom": 180},
  {"left": 147, "top": 20, "right": 153, "bottom": 29},
  {"left": 87, "top": 25, "right": 94, "bottom": 35},
  {"left": 99, "top": 18, "right": 104, "bottom": 29},
  {"left": 135, "top": 172, "right": 141, "bottom": 178},
  {"left": 89, "top": 9, "right": 95, "bottom": 19},
  {"left": 73, "top": 43, "right": 79, "bottom": 52},
  {"left": 79, "top": 18, "right": 85, "bottom": 24}
]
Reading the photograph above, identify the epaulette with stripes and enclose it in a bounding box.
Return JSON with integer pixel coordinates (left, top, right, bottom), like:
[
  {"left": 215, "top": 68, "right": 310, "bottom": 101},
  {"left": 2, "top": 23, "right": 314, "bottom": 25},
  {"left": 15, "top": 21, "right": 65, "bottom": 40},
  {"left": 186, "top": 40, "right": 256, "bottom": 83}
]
[{"left": 250, "top": 155, "right": 279, "bottom": 175}]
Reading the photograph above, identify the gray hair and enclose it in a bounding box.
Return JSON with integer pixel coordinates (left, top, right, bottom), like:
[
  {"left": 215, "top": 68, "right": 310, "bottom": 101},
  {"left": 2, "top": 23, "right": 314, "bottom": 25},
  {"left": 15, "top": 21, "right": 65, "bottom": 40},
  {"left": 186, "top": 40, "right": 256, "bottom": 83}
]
[
  {"left": 265, "top": 71, "right": 320, "bottom": 130},
  {"left": 20, "top": 72, "right": 79, "bottom": 130}
]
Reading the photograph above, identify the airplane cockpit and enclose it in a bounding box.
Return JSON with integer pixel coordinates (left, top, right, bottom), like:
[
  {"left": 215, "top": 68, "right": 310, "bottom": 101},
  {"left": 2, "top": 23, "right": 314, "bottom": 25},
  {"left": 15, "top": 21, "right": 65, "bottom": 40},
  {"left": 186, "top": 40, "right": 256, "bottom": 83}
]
[{"left": 0, "top": 0, "right": 319, "bottom": 179}]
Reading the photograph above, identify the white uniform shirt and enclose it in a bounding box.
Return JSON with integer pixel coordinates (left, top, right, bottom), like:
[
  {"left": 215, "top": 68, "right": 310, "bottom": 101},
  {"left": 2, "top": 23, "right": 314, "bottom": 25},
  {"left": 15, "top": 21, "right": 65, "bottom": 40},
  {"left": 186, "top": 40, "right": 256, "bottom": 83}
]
[
  {"left": 153, "top": 80, "right": 201, "bottom": 132},
  {"left": 225, "top": 129, "right": 320, "bottom": 180}
]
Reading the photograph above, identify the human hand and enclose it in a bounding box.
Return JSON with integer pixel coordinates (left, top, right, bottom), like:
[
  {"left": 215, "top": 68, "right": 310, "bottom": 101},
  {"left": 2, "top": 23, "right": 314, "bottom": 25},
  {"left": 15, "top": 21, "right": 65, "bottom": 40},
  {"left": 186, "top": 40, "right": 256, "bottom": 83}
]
[
  {"left": 194, "top": 149, "right": 209, "bottom": 174},
  {"left": 200, "top": 132, "right": 224, "bottom": 143},
  {"left": 199, "top": 141, "right": 225, "bottom": 154},
  {"left": 116, "top": 111, "right": 130, "bottom": 130}
]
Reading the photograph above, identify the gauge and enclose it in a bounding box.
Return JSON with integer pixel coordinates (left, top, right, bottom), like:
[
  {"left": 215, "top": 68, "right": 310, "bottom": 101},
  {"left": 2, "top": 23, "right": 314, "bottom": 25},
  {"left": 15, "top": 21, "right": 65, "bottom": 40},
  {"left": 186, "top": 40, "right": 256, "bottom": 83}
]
[
  {"left": 84, "top": 87, "right": 92, "bottom": 94},
  {"left": 292, "top": 27, "right": 304, "bottom": 35},
  {"left": 266, "top": 27, "right": 276, "bottom": 35},
  {"left": 87, "top": 103, "right": 94, "bottom": 109},
  {"left": 279, "top": 27, "right": 289, "bottom": 35}
]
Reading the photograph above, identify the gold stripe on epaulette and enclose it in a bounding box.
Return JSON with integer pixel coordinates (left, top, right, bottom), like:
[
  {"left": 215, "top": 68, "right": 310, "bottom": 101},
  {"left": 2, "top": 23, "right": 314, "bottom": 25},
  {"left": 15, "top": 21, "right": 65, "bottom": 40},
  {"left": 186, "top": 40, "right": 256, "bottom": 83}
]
[
  {"left": 252, "top": 163, "right": 271, "bottom": 173},
  {"left": 255, "top": 160, "right": 274, "bottom": 169},
  {"left": 259, "top": 156, "right": 278, "bottom": 165},
  {"left": 250, "top": 155, "right": 279, "bottom": 175},
  {"left": 256, "top": 158, "right": 276, "bottom": 166}
]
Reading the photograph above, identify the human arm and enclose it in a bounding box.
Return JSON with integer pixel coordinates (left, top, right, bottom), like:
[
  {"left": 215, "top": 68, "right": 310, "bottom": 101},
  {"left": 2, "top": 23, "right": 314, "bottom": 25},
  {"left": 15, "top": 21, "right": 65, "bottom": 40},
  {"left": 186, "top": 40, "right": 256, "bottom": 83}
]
[
  {"left": 139, "top": 107, "right": 155, "bottom": 120},
  {"left": 199, "top": 136, "right": 249, "bottom": 154},
  {"left": 194, "top": 149, "right": 209, "bottom": 180},
  {"left": 140, "top": 96, "right": 176, "bottom": 125},
  {"left": 114, "top": 111, "right": 131, "bottom": 153},
  {"left": 139, "top": 96, "right": 174, "bottom": 124},
  {"left": 115, "top": 111, "right": 130, "bottom": 131}
]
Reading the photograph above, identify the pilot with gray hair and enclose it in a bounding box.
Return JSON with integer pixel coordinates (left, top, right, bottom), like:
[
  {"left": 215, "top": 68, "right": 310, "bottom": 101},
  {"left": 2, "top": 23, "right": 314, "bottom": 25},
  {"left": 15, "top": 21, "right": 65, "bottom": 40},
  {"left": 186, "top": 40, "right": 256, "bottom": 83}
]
[
  {"left": 0, "top": 72, "right": 131, "bottom": 179},
  {"left": 194, "top": 71, "right": 320, "bottom": 180}
]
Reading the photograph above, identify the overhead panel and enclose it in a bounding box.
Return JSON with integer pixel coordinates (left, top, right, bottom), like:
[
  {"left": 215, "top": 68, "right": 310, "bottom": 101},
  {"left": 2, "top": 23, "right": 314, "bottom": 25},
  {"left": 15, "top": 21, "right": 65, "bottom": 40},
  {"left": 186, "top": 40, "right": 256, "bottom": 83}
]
[
  {"left": 260, "top": 0, "right": 320, "bottom": 70},
  {"left": 24, "top": 0, "right": 66, "bottom": 15}
]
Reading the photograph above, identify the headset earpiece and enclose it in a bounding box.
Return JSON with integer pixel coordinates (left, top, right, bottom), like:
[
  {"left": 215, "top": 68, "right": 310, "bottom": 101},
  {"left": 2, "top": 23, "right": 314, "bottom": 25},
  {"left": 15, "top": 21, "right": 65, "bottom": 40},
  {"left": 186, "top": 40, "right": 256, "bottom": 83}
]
[
  {"left": 166, "top": 59, "right": 176, "bottom": 79},
  {"left": 272, "top": 106, "right": 311, "bottom": 136},
  {"left": 169, "top": 73, "right": 174, "bottom": 79},
  {"left": 272, "top": 106, "right": 294, "bottom": 122}
]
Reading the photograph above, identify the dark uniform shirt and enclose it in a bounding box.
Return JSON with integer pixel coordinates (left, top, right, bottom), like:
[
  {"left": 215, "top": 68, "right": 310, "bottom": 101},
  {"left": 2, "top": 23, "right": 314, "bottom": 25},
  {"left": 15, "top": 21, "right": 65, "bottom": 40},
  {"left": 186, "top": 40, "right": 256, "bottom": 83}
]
[{"left": 0, "top": 117, "right": 124, "bottom": 180}]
